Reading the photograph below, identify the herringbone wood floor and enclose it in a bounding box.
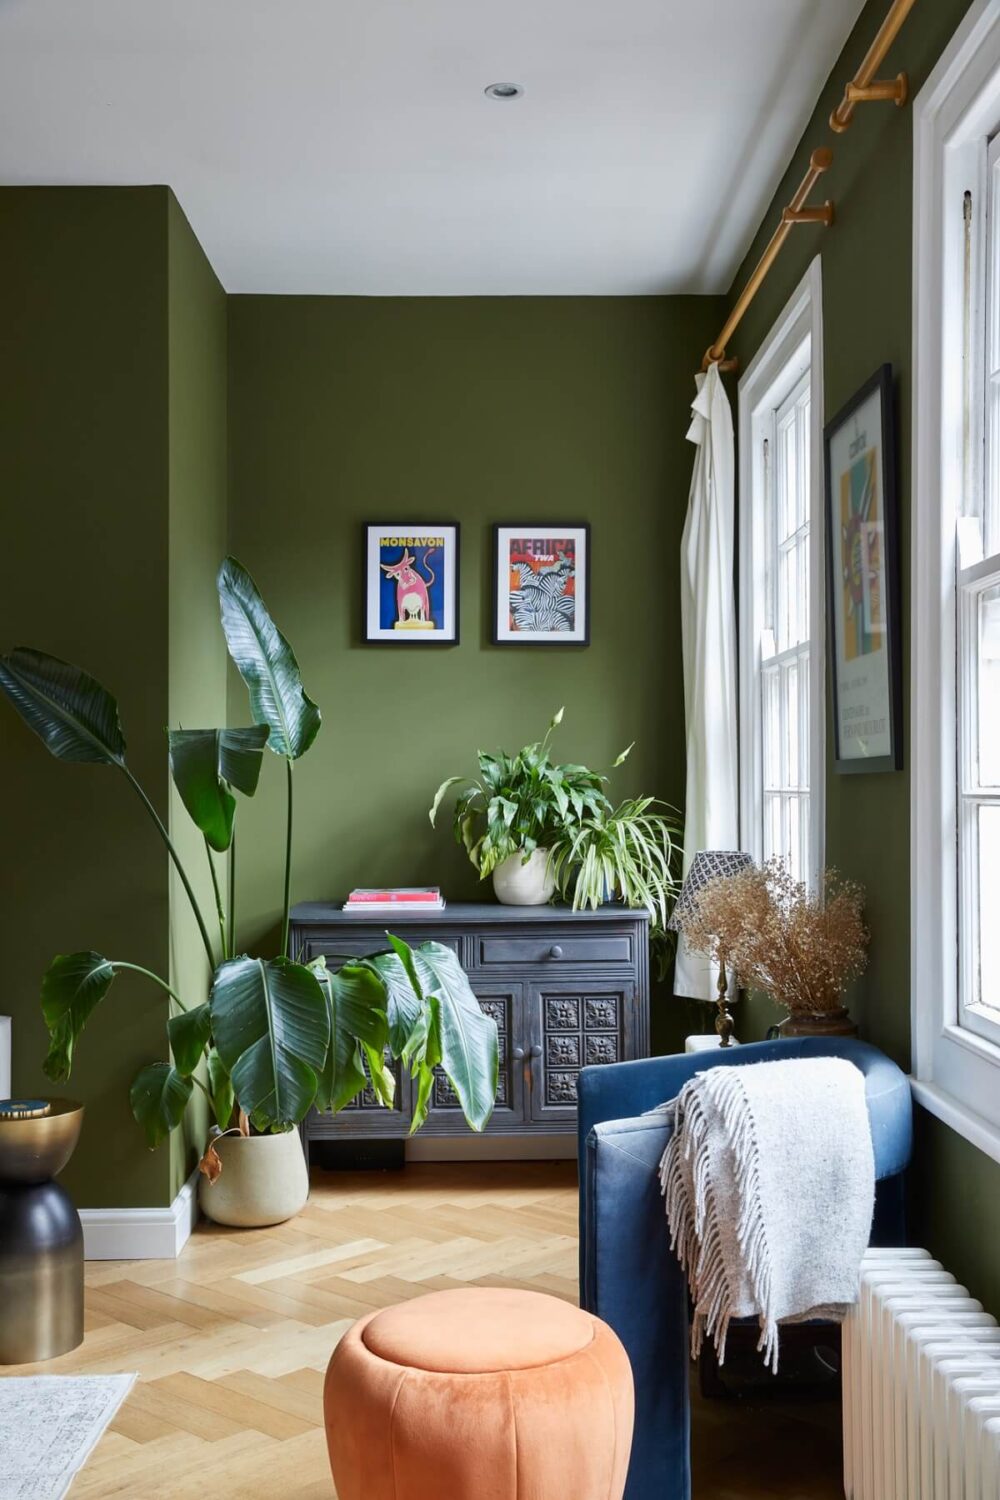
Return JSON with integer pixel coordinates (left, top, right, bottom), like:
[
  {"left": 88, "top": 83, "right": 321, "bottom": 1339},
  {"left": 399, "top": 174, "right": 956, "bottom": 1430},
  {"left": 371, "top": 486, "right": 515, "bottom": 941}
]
[{"left": 5, "top": 1162, "right": 841, "bottom": 1498}]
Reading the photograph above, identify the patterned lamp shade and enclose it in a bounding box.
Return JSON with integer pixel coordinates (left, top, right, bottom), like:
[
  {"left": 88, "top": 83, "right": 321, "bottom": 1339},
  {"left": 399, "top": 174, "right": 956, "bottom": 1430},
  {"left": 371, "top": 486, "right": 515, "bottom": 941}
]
[{"left": 668, "top": 849, "right": 755, "bottom": 933}]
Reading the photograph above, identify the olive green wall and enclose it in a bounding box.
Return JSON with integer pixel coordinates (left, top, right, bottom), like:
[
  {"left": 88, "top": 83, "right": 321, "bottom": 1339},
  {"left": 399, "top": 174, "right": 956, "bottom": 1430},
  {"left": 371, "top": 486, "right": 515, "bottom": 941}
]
[
  {"left": 226, "top": 294, "right": 720, "bottom": 1054},
  {"left": 725, "top": 0, "right": 1000, "bottom": 1316},
  {"left": 0, "top": 186, "right": 228, "bottom": 1207},
  {"left": 166, "top": 194, "right": 228, "bottom": 1196},
  {"left": 0, "top": 187, "right": 173, "bottom": 1208}
]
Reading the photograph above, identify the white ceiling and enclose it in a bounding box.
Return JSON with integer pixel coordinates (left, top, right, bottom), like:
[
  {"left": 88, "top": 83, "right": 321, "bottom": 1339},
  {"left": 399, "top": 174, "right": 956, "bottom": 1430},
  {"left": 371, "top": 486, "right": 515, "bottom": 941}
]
[{"left": 0, "top": 0, "right": 865, "bottom": 296}]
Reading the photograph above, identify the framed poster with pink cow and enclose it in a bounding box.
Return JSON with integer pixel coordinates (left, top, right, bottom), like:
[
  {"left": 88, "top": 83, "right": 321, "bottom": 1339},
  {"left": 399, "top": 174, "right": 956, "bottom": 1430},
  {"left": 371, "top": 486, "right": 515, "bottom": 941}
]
[{"left": 364, "top": 524, "right": 459, "bottom": 644}]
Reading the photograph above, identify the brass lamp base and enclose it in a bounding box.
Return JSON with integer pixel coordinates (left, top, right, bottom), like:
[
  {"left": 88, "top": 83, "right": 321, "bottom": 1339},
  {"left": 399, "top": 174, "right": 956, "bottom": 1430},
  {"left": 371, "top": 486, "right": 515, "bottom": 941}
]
[
  {"left": 715, "top": 959, "right": 736, "bottom": 1047},
  {"left": 715, "top": 1002, "right": 736, "bottom": 1047}
]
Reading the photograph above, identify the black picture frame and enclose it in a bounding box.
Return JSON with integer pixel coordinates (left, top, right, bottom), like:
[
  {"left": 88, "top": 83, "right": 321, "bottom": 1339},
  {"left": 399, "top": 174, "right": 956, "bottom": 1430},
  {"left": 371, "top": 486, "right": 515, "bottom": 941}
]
[
  {"left": 362, "top": 523, "right": 460, "bottom": 645},
  {"left": 823, "top": 364, "right": 903, "bottom": 773},
  {"left": 491, "top": 523, "right": 591, "bottom": 647}
]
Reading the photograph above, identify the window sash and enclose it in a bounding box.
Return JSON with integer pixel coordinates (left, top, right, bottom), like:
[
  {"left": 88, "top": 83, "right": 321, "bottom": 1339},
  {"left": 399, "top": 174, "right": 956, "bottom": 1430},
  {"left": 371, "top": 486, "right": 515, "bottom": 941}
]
[
  {"left": 759, "top": 369, "right": 812, "bottom": 884},
  {"left": 958, "top": 555, "right": 1000, "bottom": 1042},
  {"left": 738, "top": 260, "right": 824, "bottom": 898},
  {"left": 955, "top": 127, "right": 1000, "bottom": 1048}
]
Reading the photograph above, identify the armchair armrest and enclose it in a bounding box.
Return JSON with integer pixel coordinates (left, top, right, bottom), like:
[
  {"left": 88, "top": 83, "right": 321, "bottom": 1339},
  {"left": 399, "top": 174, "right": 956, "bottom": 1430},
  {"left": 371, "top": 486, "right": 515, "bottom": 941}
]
[{"left": 582, "top": 1110, "right": 689, "bottom": 1500}]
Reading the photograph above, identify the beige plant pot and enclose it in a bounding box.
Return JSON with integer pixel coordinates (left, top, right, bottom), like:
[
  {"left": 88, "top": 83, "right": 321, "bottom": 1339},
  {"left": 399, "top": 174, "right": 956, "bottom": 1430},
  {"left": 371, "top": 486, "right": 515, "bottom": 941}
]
[
  {"left": 492, "top": 849, "right": 556, "bottom": 906},
  {"left": 198, "top": 1127, "right": 309, "bottom": 1228}
]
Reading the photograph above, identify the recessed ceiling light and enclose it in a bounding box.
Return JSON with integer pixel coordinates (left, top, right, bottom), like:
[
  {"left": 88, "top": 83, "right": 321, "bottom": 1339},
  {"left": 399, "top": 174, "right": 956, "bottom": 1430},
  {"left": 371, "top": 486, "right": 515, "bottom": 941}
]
[{"left": 484, "top": 82, "right": 524, "bottom": 101}]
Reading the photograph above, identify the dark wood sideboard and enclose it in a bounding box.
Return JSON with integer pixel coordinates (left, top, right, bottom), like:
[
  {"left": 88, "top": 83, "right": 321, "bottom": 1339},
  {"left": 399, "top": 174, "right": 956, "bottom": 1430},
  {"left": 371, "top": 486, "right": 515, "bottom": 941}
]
[{"left": 289, "top": 902, "right": 650, "bottom": 1159}]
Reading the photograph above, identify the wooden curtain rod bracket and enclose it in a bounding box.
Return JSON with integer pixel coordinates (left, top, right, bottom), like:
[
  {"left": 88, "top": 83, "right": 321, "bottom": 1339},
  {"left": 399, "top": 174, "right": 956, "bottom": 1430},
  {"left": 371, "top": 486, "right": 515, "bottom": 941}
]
[
  {"left": 832, "top": 73, "right": 908, "bottom": 129},
  {"left": 783, "top": 201, "right": 835, "bottom": 227},
  {"left": 830, "top": 0, "right": 917, "bottom": 131},
  {"left": 847, "top": 73, "right": 908, "bottom": 106},
  {"left": 701, "top": 349, "right": 739, "bottom": 373}
]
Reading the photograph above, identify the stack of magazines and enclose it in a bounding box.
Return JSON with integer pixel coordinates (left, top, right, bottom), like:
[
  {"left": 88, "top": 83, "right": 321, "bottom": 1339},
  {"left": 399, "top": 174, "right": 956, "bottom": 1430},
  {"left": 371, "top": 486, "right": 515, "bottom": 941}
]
[{"left": 343, "top": 887, "right": 445, "bottom": 913}]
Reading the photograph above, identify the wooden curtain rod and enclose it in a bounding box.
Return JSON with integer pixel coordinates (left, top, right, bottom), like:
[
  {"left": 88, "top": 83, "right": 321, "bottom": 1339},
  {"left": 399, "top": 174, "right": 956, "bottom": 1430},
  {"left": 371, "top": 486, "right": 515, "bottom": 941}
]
[
  {"left": 701, "top": 0, "right": 918, "bottom": 373},
  {"left": 702, "top": 149, "right": 833, "bottom": 372}
]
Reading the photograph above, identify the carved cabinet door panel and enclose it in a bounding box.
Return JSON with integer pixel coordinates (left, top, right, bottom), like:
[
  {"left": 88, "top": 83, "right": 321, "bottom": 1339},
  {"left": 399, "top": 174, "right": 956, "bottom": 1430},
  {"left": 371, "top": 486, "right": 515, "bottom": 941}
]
[
  {"left": 526, "top": 979, "right": 636, "bottom": 1124},
  {"left": 426, "top": 984, "right": 527, "bottom": 1131}
]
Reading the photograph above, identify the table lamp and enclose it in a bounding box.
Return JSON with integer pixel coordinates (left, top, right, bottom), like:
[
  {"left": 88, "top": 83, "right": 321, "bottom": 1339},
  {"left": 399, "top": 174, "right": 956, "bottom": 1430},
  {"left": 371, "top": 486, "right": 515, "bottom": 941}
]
[{"left": 670, "top": 849, "right": 755, "bottom": 1046}]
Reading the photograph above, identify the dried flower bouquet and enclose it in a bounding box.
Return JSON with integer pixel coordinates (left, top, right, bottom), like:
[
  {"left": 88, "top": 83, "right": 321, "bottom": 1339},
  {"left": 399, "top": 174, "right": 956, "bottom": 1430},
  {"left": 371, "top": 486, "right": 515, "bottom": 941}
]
[{"left": 677, "top": 859, "right": 868, "bottom": 1018}]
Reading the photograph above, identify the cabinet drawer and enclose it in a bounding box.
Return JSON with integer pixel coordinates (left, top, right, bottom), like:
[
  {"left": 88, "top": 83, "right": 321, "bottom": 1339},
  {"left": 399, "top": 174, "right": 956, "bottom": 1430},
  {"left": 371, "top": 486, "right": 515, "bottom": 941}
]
[
  {"left": 476, "top": 933, "right": 632, "bottom": 967},
  {"left": 298, "top": 933, "right": 462, "bottom": 964}
]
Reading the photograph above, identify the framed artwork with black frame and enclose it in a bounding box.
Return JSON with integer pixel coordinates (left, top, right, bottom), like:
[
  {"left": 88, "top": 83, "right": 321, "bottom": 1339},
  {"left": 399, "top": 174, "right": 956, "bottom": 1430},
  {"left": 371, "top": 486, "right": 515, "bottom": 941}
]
[
  {"left": 492, "top": 523, "right": 590, "bottom": 646},
  {"left": 823, "top": 364, "right": 903, "bottom": 772},
  {"left": 363, "top": 524, "right": 459, "bottom": 645}
]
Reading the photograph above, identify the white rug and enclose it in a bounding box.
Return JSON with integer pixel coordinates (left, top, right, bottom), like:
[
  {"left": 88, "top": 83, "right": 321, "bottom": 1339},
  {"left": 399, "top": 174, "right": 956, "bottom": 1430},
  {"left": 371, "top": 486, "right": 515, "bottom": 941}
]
[{"left": 0, "top": 1374, "right": 136, "bottom": 1499}]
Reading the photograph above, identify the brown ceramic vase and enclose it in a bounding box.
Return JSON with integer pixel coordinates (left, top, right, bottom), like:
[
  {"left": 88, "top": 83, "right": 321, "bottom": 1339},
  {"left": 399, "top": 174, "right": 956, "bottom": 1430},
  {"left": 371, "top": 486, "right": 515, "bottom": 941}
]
[{"left": 778, "top": 1007, "right": 858, "bottom": 1039}]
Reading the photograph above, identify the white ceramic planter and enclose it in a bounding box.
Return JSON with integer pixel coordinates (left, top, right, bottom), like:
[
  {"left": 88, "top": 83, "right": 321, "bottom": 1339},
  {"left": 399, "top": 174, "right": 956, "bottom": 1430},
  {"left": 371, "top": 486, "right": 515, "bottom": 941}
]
[
  {"left": 492, "top": 848, "right": 556, "bottom": 906},
  {"left": 198, "top": 1127, "right": 309, "bottom": 1228}
]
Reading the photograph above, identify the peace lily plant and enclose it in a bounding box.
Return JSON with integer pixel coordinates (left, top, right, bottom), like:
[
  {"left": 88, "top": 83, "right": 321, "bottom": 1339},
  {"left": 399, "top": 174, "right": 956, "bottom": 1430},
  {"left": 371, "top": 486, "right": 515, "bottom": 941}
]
[{"left": 0, "top": 558, "right": 498, "bottom": 1189}]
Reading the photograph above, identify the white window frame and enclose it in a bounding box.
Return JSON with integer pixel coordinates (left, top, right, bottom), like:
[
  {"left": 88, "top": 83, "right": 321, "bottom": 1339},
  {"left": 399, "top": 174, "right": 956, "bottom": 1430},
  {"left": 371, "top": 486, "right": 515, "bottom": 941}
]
[
  {"left": 912, "top": 0, "right": 1000, "bottom": 1165},
  {"left": 738, "top": 257, "right": 826, "bottom": 885}
]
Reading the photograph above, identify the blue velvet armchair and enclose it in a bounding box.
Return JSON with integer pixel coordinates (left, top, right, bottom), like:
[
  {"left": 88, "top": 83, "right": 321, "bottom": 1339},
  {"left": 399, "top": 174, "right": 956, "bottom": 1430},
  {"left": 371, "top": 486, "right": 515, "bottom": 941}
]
[{"left": 577, "top": 1037, "right": 912, "bottom": 1500}]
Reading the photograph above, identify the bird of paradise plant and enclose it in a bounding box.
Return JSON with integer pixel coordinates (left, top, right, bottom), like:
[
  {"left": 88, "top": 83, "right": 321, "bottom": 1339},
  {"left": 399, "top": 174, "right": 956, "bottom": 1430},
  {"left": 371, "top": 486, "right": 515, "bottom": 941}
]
[{"left": 0, "top": 558, "right": 498, "bottom": 1167}]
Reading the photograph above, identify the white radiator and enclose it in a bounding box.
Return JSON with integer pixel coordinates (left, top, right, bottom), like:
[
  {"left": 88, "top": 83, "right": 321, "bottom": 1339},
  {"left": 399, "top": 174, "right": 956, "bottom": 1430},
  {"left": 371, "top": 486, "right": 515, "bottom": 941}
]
[{"left": 844, "top": 1247, "right": 1000, "bottom": 1499}]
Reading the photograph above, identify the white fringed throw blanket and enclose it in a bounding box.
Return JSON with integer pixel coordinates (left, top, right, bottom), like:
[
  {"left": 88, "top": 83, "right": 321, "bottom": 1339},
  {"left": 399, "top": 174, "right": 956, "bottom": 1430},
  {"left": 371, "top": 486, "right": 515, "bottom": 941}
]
[{"left": 658, "top": 1057, "right": 875, "bottom": 1372}]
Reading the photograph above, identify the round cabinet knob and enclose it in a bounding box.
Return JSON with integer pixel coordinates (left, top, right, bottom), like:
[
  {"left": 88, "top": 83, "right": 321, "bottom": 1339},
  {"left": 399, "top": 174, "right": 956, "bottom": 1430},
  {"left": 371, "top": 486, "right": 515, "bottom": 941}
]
[
  {"left": 530, "top": 1044, "right": 543, "bottom": 1059},
  {"left": 513, "top": 1047, "right": 525, "bottom": 1061},
  {"left": 549, "top": 944, "right": 564, "bottom": 959}
]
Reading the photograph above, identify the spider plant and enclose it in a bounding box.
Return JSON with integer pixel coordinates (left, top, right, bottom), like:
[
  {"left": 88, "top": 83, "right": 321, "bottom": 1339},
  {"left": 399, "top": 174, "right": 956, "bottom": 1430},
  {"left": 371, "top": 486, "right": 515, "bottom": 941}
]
[
  {"left": 548, "top": 796, "right": 683, "bottom": 923},
  {"left": 548, "top": 795, "right": 683, "bottom": 978}
]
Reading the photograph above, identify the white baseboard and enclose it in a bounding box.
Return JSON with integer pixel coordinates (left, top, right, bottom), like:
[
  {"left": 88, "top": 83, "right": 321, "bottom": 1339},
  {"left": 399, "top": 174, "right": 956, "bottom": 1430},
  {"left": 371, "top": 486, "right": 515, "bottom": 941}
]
[
  {"left": 405, "top": 1134, "right": 577, "bottom": 1162},
  {"left": 80, "top": 1169, "right": 200, "bottom": 1260},
  {"left": 0, "top": 1015, "right": 10, "bottom": 1098}
]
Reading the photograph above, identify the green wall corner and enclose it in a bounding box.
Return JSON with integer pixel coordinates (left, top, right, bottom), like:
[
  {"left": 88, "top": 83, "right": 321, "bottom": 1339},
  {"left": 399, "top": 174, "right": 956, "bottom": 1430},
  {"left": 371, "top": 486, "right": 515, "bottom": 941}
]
[
  {"left": 165, "top": 192, "right": 229, "bottom": 1198},
  {"left": 0, "top": 186, "right": 174, "bottom": 1208}
]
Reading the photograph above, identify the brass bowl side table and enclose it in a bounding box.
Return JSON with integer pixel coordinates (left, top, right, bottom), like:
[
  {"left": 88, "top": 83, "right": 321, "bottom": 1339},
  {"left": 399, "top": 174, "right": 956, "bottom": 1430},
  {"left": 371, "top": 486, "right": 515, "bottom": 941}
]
[{"left": 0, "top": 1098, "right": 85, "bottom": 1363}]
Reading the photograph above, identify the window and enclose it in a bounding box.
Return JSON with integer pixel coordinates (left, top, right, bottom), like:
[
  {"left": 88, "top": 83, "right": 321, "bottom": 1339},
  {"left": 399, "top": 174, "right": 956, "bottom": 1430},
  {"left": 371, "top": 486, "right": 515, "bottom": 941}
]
[
  {"left": 912, "top": 0, "right": 1000, "bottom": 1162},
  {"left": 961, "top": 135, "right": 1000, "bottom": 1044},
  {"left": 738, "top": 259, "right": 824, "bottom": 887}
]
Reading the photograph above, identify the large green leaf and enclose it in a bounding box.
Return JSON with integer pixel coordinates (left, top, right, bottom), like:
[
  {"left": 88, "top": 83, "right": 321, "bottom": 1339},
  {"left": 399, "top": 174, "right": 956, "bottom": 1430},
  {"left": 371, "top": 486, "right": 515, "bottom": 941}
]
[
  {"left": 217, "top": 558, "right": 321, "bottom": 761},
  {"left": 369, "top": 938, "right": 497, "bottom": 1133},
  {"left": 210, "top": 955, "right": 330, "bottom": 1127},
  {"left": 408, "top": 941, "right": 497, "bottom": 1133},
  {"left": 365, "top": 946, "right": 424, "bottom": 1055},
  {"left": 206, "top": 1047, "right": 235, "bottom": 1130},
  {"left": 407, "top": 993, "right": 442, "bottom": 1134},
  {"left": 168, "top": 726, "right": 270, "bottom": 851},
  {"left": 41, "top": 951, "right": 117, "bottom": 1081},
  {"left": 0, "top": 648, "right": 126, "bottom": 765},
  {"left": 130, "top": 1062, "right": 194, "bottom": 1148},
  {"left": 428, "top": 775, "right": 466, "bottom": 828},
  {"left": 167, "top": 1003, "right": 213, "bottom": 1076},
  {"left": 310, "top": 959, "right": 387, "bottom": 1115}
]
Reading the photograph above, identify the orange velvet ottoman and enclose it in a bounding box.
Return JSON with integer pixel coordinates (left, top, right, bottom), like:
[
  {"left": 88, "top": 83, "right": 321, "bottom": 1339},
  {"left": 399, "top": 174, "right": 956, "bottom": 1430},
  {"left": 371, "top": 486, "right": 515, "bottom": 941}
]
[{"left": 324, "top": 1287, "right": 634, "bottom": 1500}]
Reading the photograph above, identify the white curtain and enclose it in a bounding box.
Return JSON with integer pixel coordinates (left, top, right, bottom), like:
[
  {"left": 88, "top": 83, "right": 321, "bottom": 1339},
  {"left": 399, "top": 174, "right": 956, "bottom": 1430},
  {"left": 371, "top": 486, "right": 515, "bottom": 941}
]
[{"left": 674, "top": 363, "right": 739, "bottom": 1001}]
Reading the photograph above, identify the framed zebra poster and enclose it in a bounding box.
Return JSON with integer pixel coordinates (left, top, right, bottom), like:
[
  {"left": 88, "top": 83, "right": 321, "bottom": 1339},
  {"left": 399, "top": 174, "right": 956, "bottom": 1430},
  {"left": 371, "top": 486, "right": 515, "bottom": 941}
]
[
  {"left": 492, "top": 524, "right": 590, "bottom": 646},
  {"left": 363, "top": 524, "right": 459, "bottom": 644}
]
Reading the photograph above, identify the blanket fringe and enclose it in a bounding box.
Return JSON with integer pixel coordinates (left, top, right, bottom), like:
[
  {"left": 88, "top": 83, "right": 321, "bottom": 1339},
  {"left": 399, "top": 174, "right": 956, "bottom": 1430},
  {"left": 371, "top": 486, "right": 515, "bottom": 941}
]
[{"left": 659, "top": 1068, "right": 780, "bottom": 1373}]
